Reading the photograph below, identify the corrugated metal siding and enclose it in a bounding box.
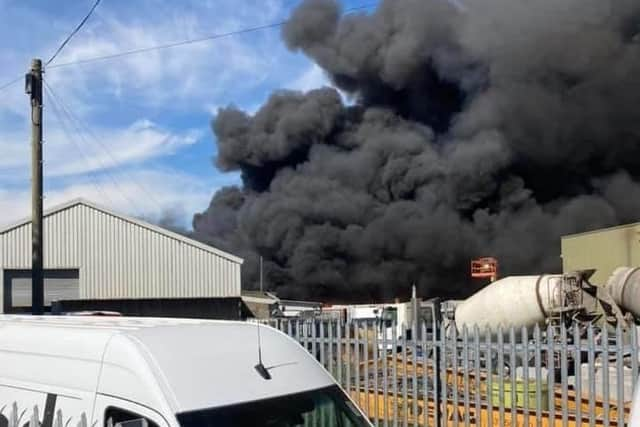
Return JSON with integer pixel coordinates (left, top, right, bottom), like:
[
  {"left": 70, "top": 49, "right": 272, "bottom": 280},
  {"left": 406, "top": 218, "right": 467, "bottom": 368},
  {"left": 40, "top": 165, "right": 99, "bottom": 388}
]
[
  {"left": 0, "top": 203, "right": 242, "bottom": 312},
  {"left": 561, "top": 223, "right": 640, "bottom": 285}
]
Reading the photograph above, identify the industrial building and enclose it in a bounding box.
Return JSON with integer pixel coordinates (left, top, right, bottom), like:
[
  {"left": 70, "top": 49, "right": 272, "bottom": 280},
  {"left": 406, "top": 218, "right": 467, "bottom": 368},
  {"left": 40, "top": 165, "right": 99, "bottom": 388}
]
[
  {"left": 562, "top": 221, "right": 640, "bottom": 285},
  {"left": 0, "top": 199, "right": 243, "bottom": 316}
]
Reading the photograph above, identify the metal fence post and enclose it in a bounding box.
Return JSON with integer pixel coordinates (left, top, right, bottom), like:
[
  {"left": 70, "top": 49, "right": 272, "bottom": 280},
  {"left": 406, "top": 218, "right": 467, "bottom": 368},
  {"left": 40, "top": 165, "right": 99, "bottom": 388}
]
[
  {"left": 374, "top": 320, "right": 380, "bottom": 427},
  {"left": 588, "top": 324, "right": 596, "bottom": 427},
  {"left": 402, "top": 323, "right": 408, "bottom": 427},
  {"left": 364, "top": 320, "right": 371, "bottom": 419},
  {"left": 602, "top": 326, "right": 610, "bottom": 427},
  {"left": 462, "top": 325, "right": 471, "bottom": 427},
  {"left": 411, "top": 322, "right": 418, "bottom": 427},
  {"left": 509, "top": 327, "right": 517, "bottom": 426},
  {"left": 573, "top": 324, "right": 583, "bottom": 426},
  {"left": 440, "top": 321, "right": 448, "bottom": 427},
  {"left": 432, "top": 321, "right": 441, "bottom": 427},
  {"left": 383, "top": 319, "right": 389, "bottom": 427},
  {"left": 392, "top": 323, "right": 398, "bottom": 427},
  {"left": 521, "top": 325, "right": 530, "bottom": 427},
  {"left": 497, "top": 326, "right": 505, "bottom": 427},
  {"left": 346, "top": 321, "right": 352, "bottom": 399},
  {"left": 616, "top": 324, "right": 624, "bottom": 427},
  {"left": 422, "top": 321, "right": 429, "bottom": 427},
  {"left": 355, "top": 321, "right": 362, "bottom": 419},
  {"left": 337, "top": 319, "right": 343, "bottom": 387},
  {"left": 546, "top": 324, "right": 556, "bottom": 426}
]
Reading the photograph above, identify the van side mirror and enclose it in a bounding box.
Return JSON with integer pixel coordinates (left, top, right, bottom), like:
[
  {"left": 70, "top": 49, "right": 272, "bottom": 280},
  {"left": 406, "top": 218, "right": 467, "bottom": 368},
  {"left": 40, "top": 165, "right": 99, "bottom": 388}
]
[{"left": 115, "top": 419, "right": 149, "bottom": 427}]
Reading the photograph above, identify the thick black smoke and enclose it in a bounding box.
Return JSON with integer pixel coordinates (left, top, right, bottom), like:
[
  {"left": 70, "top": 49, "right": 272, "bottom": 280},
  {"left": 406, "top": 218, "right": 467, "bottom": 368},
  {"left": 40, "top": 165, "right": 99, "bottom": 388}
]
[{"left": 193, "top": 0, "right": 640, "bottom": 301}]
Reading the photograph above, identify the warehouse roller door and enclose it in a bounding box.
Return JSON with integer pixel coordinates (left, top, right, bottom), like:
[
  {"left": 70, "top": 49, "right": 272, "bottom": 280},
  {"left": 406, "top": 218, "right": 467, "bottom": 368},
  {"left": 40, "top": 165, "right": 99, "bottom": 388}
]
[{"left": 3, "top": 269, "right": 79, "bottom": 313}]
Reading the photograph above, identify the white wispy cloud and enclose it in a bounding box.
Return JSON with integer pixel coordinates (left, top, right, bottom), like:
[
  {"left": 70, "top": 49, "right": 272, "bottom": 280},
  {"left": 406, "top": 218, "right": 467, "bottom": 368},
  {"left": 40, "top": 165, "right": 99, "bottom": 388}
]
[
  {"left": 0, "top": 167, "right": 235, "bottom": 229},
  {"left": 0, "top": 118, "right": 200, "bottom": 178},
  {"left": 43, "top": 0, "right": 289, "bottom": 110}
]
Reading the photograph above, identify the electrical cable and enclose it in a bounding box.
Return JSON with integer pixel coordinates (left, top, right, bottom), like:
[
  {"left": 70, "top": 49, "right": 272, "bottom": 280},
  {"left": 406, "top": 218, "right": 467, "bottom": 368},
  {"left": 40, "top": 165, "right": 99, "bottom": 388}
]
[
  {"left": 44, "top": 80, "right": 144, "bottom": 209},
  {"left": 46, "top": 0, "right": 102, "bottom": 66},
  {"left": 1, "top": 0, "right": 103, "bottom": 91},
  {"left": 64, "top": 100, "right": 167, "bottom": 211},
  {"left": 44, "top": 80, "right": 140, "bottom": 208},
  {"left": 47, "top": 3, "right": 376, "bottom": 69},
  {"left": 0, "top": 75, "right": 22, "bottom": 93},
  {"left": 44, "top": 79, "right": 166, "bottom": 212},
  {"left": 1, "top": 3, "right": 375, "bottom": 89},
  {"left": 43, "top": 83, "right": 116, "bottom": 207},
  {"left": 44, "top": 83, "right": 116, "bottom": 206}
]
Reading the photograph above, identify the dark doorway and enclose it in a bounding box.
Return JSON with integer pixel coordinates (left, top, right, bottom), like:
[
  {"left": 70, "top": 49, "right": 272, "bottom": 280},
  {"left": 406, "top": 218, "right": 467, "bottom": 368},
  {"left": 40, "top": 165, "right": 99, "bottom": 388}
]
[{"left": 3, "top": 269, "right": 80, "bottom": 313}]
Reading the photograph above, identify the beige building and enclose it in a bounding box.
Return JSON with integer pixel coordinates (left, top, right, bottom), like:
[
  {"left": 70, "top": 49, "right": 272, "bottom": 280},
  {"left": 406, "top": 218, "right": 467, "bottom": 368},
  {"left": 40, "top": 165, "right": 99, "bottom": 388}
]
[{"left": 561, "top": 222, "right": 640, "bottom": 285}]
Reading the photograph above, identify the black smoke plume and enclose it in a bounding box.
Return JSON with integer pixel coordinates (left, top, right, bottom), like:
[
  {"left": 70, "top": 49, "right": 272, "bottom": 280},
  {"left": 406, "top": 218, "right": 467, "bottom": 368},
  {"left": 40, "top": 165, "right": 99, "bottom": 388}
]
[{"left": 193, "top": 0, "right": 640, "bottom": 301}]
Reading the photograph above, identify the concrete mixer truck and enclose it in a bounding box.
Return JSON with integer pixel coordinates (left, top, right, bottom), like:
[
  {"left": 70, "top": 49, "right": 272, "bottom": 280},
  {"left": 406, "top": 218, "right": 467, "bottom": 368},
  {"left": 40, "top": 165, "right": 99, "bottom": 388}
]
[
  {"left": 450, "top": 266, "right": 639, "bottom": 381},
  {"left": 454, "top": 266, "right": 640, "bottom": 334}
]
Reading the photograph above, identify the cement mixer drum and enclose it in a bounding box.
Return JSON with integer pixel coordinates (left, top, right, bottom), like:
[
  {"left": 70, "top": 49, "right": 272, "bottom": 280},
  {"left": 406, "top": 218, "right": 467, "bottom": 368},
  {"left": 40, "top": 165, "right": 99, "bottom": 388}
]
[
  {"left": 606, "top": 267, "right": 640, "bottom": 318},
  {"left": 455, "top": 275, "right": 567, "bottom": 332}
]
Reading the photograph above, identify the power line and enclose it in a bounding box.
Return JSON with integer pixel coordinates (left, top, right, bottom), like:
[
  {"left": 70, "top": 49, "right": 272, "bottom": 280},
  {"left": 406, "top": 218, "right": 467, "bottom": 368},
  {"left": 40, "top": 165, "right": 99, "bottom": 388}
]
[
  {"left": 43, "top": 79, "right": 166, "bottom": 212},
  {"left": 43, "top": 82, "right": 116, "bottom": 206},
  {"left": 1, "top": 3, "right": 375, "bottom": 90},
  {"left": 47, "top": 0, "right": 102, "bottom": 66},
  {"left": 47, "top": 3, "right": 376, "bottom": 69},
  {"left": 44, "top": 79, "right": 143, "bottom": 209},
  {"left": 0, "top": 75, "right": 22, "bottom": 93},
  {"left": 47, "top": 22, "right": 284, "bottom": 69}
]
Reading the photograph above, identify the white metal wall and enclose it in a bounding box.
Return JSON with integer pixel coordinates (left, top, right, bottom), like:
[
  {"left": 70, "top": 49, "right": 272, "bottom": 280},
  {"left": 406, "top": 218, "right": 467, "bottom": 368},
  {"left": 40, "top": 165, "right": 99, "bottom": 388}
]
[{"left": 0, "top": 203, "right": 242, "bottom": 312}]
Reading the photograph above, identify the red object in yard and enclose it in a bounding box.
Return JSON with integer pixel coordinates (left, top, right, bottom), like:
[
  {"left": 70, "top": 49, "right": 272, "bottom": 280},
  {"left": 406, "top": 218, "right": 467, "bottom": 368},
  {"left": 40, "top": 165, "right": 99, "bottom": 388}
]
[{"left": 471, "top": 257, "right": 498, "bottom": 282}]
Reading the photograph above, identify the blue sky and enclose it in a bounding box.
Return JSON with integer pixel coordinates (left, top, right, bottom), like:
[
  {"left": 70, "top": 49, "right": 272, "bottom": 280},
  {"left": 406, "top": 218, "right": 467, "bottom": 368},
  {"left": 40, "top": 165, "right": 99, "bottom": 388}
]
[{"left": 0, "top": 0, "right": 370, "bottom": 227}]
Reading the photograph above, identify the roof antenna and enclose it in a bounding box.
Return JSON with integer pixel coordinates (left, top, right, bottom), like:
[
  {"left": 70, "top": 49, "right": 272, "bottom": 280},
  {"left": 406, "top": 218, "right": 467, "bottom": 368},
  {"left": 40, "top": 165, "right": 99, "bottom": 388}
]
[
  {"left": 254, "top": 256, "right": 271, "bottom": 380},
  {"left": 254, "top": 321, "right": 271, "bottom": 380}
]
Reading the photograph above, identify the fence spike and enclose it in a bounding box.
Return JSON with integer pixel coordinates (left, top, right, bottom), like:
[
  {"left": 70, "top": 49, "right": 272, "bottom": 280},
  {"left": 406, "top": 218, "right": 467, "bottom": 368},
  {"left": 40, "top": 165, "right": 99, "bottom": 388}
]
[
  {"left": 30, "top": 405, "right": 39, "bottom": 427},
  {"left": 53, "top": 409, "right": 63, "bottom": 427},
  {"left": 10, "top": 403, "right": 18, "bottom": 427}
]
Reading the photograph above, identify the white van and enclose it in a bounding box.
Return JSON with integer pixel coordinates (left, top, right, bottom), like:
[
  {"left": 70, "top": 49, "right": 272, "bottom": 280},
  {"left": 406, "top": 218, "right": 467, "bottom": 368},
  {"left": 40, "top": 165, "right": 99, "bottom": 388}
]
[{"left": 0, "top": 315, "right": 371, "bottom": 427}]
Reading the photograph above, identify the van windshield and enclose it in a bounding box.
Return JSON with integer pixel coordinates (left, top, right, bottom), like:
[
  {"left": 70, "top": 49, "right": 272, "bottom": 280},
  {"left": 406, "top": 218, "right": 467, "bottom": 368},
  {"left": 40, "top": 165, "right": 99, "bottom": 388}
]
[{"left": 176, "top": 385, "right": 370, "bottom": 427}]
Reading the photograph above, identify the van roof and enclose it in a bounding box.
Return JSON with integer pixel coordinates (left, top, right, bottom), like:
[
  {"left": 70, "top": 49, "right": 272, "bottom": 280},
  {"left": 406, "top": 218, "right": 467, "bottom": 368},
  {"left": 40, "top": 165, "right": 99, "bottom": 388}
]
[
  {"left": 0, "top": 314, "right": 210, "bottom": 331},
  {"left": 0, "top": 316, "right": 334, "bottom": 413}
]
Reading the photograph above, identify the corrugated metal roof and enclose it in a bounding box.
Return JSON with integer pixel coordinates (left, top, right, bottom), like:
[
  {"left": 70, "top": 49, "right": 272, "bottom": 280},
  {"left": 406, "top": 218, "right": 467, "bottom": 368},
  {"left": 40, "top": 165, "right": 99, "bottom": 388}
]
[{"left": 0, "top": 198, "right": 243, "bottom": 264}]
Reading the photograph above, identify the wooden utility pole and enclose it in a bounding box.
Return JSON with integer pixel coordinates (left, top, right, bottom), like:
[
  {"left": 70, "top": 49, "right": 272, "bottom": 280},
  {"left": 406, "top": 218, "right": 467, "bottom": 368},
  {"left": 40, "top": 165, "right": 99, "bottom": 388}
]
[{"left": 26, "top": 58, "right": 44, "bottom": 315}]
